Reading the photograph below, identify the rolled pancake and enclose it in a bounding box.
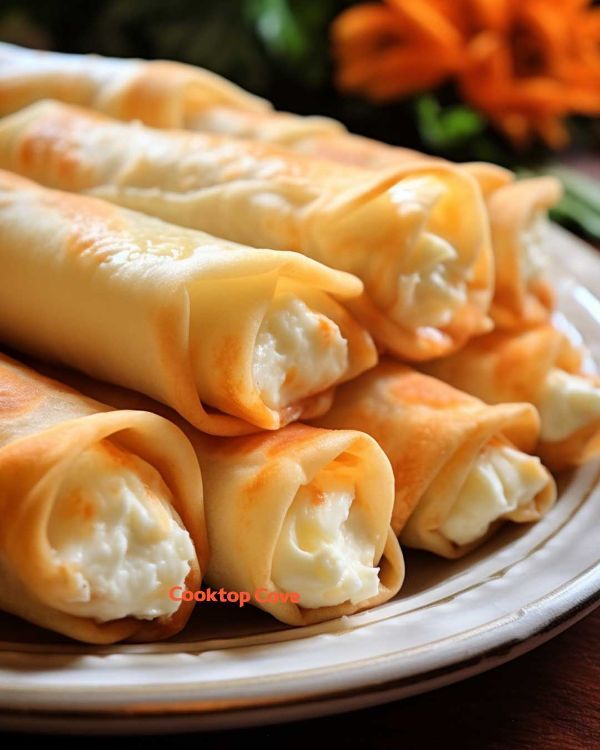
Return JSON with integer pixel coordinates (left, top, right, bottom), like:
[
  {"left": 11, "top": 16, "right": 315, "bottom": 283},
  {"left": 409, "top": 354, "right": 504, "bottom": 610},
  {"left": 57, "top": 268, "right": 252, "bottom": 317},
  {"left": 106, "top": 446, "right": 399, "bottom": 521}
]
[
  {"left": 0, "top": 352, "right": 206, "bottom": 643},
  {"left": 196, "top": 424, "right": 403, "bottom": 624},
  {"left": 421, "top": 326, "right": 600, "bottom": 471},
  {"left": 487, "top": 178, "right": 562, "bottom": 329},
  {"left": 0, "top": 42, "right": 268, "bottom": 127},
  {"left": 0, "top": 170, "right": 375, "bottom": 435},
  {"left": 312, "top": 361, "right": 556, "bottom": 558},
  {"left": 0, "top": 101, "right": 493, "bottom": 360},
  {"left": 27, "top": 366, "right": 404, "bottom": 626},
  {"left": 0, "top": 44, "right": 545, "bottom": 337}
]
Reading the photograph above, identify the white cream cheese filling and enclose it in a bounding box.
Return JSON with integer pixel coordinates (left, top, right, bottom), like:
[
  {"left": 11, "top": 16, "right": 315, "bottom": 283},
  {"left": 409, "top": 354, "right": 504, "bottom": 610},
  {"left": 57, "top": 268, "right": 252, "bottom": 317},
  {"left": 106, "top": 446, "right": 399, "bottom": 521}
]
[
  {"left": 390, "top": 232, "right": 467, "bottom": 328},
  {"left": 271, "top": 466, "right": 380, "bottom": 608},
  {"left": 440, "top": 445, "right": 550, "bottom": 547},
  {"left": 253, "top": 294, "right": 349, "bottom": 410},
  {"left": 48, "top": 441, "right": 195, "bottom": 623},
  {"left": 520, "top": 212, "right": 548, "bottom": 284},
  {"left": 536, "top": 368, "right": 600, "bottom": 442},
  {"left": 388, "top": 177, "right": 467, "bottom": 329}
]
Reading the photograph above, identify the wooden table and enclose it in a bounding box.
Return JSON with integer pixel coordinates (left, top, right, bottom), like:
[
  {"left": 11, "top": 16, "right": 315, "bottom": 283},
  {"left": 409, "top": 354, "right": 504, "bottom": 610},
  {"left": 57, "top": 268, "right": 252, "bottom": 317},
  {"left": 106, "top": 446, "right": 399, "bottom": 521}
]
[{"left": 5, "top": 605, "right": 598, "bottom": 747}]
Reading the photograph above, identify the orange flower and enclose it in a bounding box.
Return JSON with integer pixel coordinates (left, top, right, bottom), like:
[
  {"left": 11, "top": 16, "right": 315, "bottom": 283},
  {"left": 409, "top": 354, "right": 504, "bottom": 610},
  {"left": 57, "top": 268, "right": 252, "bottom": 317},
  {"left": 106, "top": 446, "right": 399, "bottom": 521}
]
[
  {"left": 331, "top": 0, "right": 600, "bottom": 148},
  {"left": 457, "top": 0, "right": 600, "bottom": 147},
  {"left": 331, "top": 1, "right": 463, "bottom": 101}
]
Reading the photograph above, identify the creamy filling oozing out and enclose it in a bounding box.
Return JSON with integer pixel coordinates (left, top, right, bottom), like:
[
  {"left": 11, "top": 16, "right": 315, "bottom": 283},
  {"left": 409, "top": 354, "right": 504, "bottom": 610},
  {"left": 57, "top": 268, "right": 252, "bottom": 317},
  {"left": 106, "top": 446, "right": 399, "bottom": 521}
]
[
  {"left": 271, "top": 464, "right": 379, "bottom": 608},
  {"left": 520, "top": 212, "right": 548, "bottom": 284},
  {"left": 536, "top": 368, "right": 600, "bottom": 442},
  {"left": 440, "top": 445, "right": 550, "bottom": 547},
  {"left": 388, "top": 177, "right": 467, "bottom": 329},
  {"left": 47, "top": 441, "right": 195, "bottom": 622},
  {"left": 253, "top": 294, "right": 349, "bottom": 410}
]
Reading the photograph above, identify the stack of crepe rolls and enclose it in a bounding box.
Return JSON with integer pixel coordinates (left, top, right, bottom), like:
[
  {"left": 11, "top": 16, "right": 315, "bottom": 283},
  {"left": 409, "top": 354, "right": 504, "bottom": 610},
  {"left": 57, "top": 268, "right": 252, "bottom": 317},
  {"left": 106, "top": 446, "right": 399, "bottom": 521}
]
[
  {"left": 31, "top": 367, "right": 404, "bottom": 626},
  {"left": 0, "top": 43, "right": 513, "bottom": 168},
  {"left": 421, "top": 326, "right": 600, "bottom": 471},
  {"left": 192, "top": 107, "right": 561, "bottom": 332},
  {"left": 0, "top": 42, "right": 369, "bottom": 151},
  {"left": 0, "top": 101, "right": 493, "bottom": 361},
  {"left": 204, "top": 105, "right": 560, "bottom": 333},
  {"left": 0, "top": 170, "right": 376, "bottom": 435},
  {"left": 0, "top": 352, "right": 206, "bottom": 643},
  {"left": 0, "top": 44, "right": 562, "bottom": 336},
  {"left": 0, "top": 42, "right": 268, "bottom": 128},
  {"left": 0, "top": 42, "right": 501, "bottom": 183},
  {"left": 312, "top": 361, "right": 556, "bottom": 558}
]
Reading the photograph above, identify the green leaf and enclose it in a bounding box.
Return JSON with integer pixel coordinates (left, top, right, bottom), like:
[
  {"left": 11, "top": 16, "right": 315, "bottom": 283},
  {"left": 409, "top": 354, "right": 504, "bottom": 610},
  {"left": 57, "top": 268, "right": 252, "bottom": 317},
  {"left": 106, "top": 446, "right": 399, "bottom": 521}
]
[
  {"left": 519, "top": 164, "right": 600, "bottom": 241},
  {"left": 247, "top": 0, "right": 307, "bottom": 62},
  {"left": 550, "top": 194, "right": 600, "bottom": 239},
  {"left": 544, "top": 166, "right": 600, "bottom": 215},
  {"left": 416, "top": 95, "right": 486, "bottom": 151},
  {"left": 245, "top": 0, "right": 339, "bottom": 85}
]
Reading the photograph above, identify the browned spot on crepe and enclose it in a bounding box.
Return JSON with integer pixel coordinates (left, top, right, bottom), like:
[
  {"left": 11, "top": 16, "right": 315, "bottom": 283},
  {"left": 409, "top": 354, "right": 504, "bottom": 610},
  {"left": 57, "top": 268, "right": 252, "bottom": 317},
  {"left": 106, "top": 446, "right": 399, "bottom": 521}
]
[
  {"left": 117, "top": 66, "right": 173, "bottom": 125},
  {"left": 0, "top": 363, "right": 44, "bottom": 415},
  {"left": 17, "top": 114, "right": 91, "bottom": 189},
  {"left": 390, "top": 371, "right": 473, "bottom": 408},
  {"left": 283, "top": 366, "right": 298, "bottom": 387},
  {"left": 317, "top": 316, "right": 336, "bottom": 343},
  {"left": 97, "top": 439, "right": 139, "bottom": 471},
  {"left": 242, "top": 462, "right": 279, "bottom": 501},
  {"left": 208, "top": 422, "right": 320, "bottom": 459},
  {"left": 265, "top": 423, "right": 322, "bottom": 457},
  {"left": 62, "top": 489, "right": 96, "bottom": 523},
  {"left": 306, "top": 485, "right": 326, "bottom": 505}
]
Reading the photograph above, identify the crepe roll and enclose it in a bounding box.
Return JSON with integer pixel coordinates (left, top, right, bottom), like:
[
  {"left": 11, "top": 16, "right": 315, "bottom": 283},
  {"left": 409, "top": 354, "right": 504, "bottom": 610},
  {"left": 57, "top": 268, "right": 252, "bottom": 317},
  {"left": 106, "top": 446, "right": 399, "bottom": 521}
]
[
  {"left": 0, "top": 42, "right": 268, "bottom": 127},
  {"left": 312, "top": 361, "right": 556, "bottom": 558},
  {"left": 0, "top": 101, "right": 493, "bottom": 360},
  {"left": 421, "top": 326, "right": 600, "bottom": 471},
  {"left": 239, "top": 115, "right": 558, "bottom": 331},
  {"left": 487, "top": 178, "right": 562, "bottom": 329},
  {"left": 0, "top": 353, "right": 206, "bottom": 643},
  {"left": 24, "top": 365, "right": 405, "bottom": 625},
  {"left": 196, "top": 424, "right": 403, "bottom": 624},
  {"left": 0, "top": 170, "right": 375, "bottom": 435}
]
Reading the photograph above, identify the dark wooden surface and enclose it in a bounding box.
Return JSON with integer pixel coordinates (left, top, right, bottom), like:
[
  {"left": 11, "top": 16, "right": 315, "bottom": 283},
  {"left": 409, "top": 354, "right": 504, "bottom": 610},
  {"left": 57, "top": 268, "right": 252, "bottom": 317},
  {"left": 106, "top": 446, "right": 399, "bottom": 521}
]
[{"left": 3, "top": 605, "right": 598, "bottom": 748}]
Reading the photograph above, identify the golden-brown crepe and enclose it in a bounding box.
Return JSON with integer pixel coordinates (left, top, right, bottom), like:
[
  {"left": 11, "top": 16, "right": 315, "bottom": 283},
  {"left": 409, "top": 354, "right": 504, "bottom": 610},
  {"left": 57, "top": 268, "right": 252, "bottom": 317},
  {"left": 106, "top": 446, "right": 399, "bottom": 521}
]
[
  {"left": 0, "top": 100, "right": 493, "bottom": 360},
  {"left": 312, "top": 361, "right": 556, "bottom": 558},
  {"left": 195, "top": 424, "right": 404, "bottom": 625},
  {"left": 30, "top": 366, "right": 404, "bottom": 626},
  {"left": 0, "top": 42, "right": 268, "bottom": 127},
  {"left": 258, "top": 134, "right": 561, "bottom": 331},
  {"left": 0, "top": 170, "right": 375, "bottom": 435},
  {"left": 486, "top": 178, "right": 562, "bottom": 329},
  {"left": 0, "top": 352, "right": 206, "bottom": 643},
  {"left": 0, "top": 43, "right": 560, "bottom": 337},
  {"left": 236, "top": 122, "right": 560, "bottom": 332},
  {"left": 421, "top": 326, "right": 600, "bottom": 471}
]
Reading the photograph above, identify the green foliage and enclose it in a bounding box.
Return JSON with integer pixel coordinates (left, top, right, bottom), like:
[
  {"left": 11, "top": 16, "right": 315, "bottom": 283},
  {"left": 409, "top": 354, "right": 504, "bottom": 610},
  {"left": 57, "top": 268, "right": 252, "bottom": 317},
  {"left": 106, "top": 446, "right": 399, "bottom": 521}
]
[
  {"left": 246, "top": 0, "right": 341, "bottom": 86},
  {"left": 416, "top": 95, "right": 486, "bottom": 151},
  {"left": 539, "top": 167, "right": 600, "bottom": 241}
]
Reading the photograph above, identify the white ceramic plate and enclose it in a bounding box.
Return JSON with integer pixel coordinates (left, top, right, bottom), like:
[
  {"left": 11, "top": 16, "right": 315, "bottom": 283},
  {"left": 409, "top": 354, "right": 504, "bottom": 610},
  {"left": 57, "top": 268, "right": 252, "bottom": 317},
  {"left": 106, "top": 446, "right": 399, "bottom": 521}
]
[{"left": 1, "top": 224, "right": 599, "bottom": 734}]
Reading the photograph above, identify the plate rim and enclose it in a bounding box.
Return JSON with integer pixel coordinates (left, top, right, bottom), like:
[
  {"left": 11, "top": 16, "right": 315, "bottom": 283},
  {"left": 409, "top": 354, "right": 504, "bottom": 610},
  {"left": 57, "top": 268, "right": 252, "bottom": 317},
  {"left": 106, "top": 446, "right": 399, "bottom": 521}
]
[{"left": 0, "top": 566, "right": 598, "bottom": 733}]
